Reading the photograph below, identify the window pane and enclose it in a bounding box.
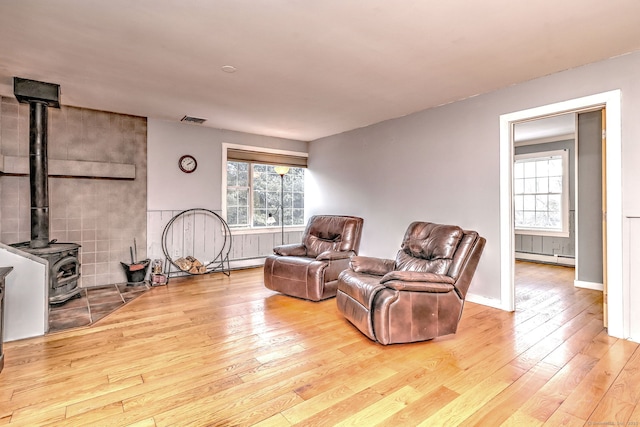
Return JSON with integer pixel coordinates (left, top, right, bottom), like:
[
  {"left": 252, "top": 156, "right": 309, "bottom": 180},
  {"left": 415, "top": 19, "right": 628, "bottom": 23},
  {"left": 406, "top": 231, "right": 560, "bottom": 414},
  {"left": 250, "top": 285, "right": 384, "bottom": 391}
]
[
  {"left": 227, "top": 207, "right": 238, "bottom": 225},
  {"left": 514, "top": 162, "right": 524, "bottom": 179},
  {"left": 549, "top": 176, "right": 562, "bottom": 193},
  {"left": 536, "top": 160, "right": 548, "bottom": 176},
  {"left": 238, "top": 207, "right": 248, "bottom": 225},
  {"left": 227, "top": 189, "right": 238, "bottom": 207},
  {"left": 514, "top": 210, "right": 524, "bottom": 226},
  {"left": 282, "top": 208, "right": 291, "bottom": 226},
  {"left": 267, "top": 173, "right": 280, "bottom": 191},
  {"left": 523, "top": 162, "right": 536, "bottom": 178},
  {"left": 293, "top": 177, "right": 305, "bottom": 192},
  {"left": 548, "top": 194, "right": 562, "bottom": 212},
  {"left": 514, "top": 178, "right": 524, "bottom": 195},
  {"left": 548, "top": 158, "right": 562, "bottom": 176},
  {"left": 292, "top": 208, "right": 304, "bottom": 225},
  {"left": 227, "top": 162, "right": 238, "bottom": 186},
  {"left": 523, "top": 211, "right": 535, "bottom": 227},
  {"left": 253, "top": 209, "right": 267, "bottom": 227},
  {"left": 514, "top": 195, "right": 524, "bottom": 211},
  {"left": 536, "top": 177, "right": 548, "bottom": 193},
  {"left": 238, "top": 189, "right": 248, "bottom": 206},
  {"left": 536, "top": 211, "right": 548, "bottom": 227},
  {"left": 535, "top": 195, "right": 548, "bottom": 211},
  {"left": 524, "top": 178, "right": 536, "bottom": 193},
  {"left": 253, "top": 171, "right": 267, "bottom": 191},
  {"left": 266, "top": 191, "right": 280, "bottom": 209},
  {"left": 254, "top": 190, "right": 266, "bottom": 208},
  {"left": 523, "top": 195, "right": 535, "bottom": 210},
  {"left": 283, "top": 192, "right": 293, "bottom": 209},
  {"left": 237, "top": 162, "right": 249, "bottom": 186}
]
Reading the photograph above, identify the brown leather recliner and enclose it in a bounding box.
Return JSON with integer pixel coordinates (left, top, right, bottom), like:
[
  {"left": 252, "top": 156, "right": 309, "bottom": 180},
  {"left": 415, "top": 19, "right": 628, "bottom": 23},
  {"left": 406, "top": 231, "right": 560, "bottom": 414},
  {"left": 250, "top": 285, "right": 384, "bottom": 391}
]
[
  {"left": 336, "top": 221, "right": 485, "bottom": 345},
  {"left": 264, "top": 215, "right": 364, "bottom": 301}
]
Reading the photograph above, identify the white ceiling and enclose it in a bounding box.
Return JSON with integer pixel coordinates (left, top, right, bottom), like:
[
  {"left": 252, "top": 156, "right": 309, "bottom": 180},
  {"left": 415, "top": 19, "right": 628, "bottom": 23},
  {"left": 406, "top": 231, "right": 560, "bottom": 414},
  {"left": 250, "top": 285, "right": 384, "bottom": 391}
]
[{"left": 1, "top": 1, "right": 639, "bottom": 142}]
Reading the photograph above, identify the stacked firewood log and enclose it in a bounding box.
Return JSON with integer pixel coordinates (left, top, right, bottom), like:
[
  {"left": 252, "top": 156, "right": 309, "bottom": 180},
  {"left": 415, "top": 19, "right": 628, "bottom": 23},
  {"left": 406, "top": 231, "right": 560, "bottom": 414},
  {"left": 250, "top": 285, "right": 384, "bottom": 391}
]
[{"left": 174, "top": 256, "right": 207, "bottom": 274}]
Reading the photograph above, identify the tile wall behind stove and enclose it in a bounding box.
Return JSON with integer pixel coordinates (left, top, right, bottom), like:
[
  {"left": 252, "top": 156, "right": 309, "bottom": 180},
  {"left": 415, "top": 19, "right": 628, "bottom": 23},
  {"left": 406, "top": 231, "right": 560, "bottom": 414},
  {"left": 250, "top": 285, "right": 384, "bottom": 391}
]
[{"left": 0, "top": 97, "right": 147, "bottom": 287}]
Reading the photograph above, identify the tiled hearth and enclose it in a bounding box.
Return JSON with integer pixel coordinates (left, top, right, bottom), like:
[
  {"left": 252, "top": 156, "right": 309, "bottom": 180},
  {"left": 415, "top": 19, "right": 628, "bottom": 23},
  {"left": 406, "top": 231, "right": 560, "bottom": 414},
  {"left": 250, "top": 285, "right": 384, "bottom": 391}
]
[{"left": 48, "top": 283, "right": 150, "bottom": 333}]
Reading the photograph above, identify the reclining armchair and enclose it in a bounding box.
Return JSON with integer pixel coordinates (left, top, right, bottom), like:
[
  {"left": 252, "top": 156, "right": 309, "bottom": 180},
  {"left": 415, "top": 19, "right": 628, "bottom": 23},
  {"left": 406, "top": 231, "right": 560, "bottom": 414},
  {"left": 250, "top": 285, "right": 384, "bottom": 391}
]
[
  {"left": 264, "top": 215, "right": 364, "bottom": 301},
  {"left": 336, "top": 221, "right": 485, "bottom": 345}
]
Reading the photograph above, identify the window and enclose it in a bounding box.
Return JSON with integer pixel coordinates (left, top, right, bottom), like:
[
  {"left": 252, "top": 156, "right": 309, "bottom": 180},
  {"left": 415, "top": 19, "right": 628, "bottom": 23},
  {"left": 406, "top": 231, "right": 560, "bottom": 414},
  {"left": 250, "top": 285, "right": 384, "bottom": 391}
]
[
  {"left": 514, "top": 149, "right": 569, "bottom": 237},
  {"left": 224, "top": 146, "right": 307, "bottom": 230},
  {"left": 226, "top": 161, "right": 250, "bottom": 226}
]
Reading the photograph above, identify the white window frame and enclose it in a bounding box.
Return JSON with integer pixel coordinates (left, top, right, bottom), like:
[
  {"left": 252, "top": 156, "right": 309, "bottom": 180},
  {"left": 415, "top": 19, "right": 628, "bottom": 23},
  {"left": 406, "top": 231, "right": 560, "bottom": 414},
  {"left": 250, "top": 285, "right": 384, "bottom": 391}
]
[
  {"left": 514, "top": 149, "right": 570, "bottom": 238},
  {"left": 221, "top": 143, "right": 307, "bottom": 235}
]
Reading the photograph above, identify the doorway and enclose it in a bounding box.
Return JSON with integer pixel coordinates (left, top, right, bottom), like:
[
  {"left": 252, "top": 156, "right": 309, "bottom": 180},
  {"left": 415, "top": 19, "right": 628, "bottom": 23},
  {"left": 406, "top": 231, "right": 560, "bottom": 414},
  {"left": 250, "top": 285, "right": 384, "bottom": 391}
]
[
  {"left": 512, "top": 113, "right": 577, "bottom": 271},
  {"left": 499, "top": 90, "right": 624, "bottom": 338},
  {"left": 512, "top": 111, "right": 604, "bottom": 315}
]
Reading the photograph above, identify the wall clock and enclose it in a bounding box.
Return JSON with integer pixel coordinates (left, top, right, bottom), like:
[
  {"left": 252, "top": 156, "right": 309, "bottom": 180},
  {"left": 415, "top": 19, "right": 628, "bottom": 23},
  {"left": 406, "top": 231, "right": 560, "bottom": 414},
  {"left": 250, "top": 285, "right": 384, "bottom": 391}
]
[{"left": 179, "top": 155, "right": 197, "bottom": 173}]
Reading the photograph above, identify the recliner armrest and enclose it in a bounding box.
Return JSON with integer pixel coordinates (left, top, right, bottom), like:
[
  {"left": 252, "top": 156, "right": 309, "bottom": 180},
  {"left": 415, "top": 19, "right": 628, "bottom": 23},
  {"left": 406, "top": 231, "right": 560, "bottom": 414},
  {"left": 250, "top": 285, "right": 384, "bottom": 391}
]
[
  {"left": 380, "top": 271, "right": 455, "bottom": 292},
  {"left": 273, "top": 243, "right": 307, "bottom": 256},
  {"left": 349, "top": 256, "right": 395, "bottom": 276},
  {"left": 316, "top": 250, "right": 355, "bottom": 261}
]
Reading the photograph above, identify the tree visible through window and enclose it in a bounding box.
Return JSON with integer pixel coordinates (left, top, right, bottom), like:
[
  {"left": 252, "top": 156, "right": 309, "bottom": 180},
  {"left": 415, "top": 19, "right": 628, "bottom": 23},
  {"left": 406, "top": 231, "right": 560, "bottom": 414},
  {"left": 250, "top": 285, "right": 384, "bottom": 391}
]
[
  {"left": 226, "top": 161, "right": 305, "bottom": 228},
  {"left": 514, "top": 149, "right": 569, "bottom": 235}
]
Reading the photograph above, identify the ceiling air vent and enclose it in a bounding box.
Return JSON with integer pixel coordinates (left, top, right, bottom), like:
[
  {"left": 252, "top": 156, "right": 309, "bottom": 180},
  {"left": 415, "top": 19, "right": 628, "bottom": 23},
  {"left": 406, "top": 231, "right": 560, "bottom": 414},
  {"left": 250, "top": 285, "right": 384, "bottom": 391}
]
[{"left": 181, "top": 115, "right": 207, "bottom": 124}]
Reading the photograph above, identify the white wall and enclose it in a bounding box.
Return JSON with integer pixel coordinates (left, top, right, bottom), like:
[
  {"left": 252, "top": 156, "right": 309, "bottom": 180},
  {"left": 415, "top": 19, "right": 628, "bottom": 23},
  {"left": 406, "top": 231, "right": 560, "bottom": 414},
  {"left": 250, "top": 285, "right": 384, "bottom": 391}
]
[
  {"left": 146, "top": 119, "right": 308, "bottom": 267},
  {"left": 308, "top": 98, "right": 501, "bottom": 301},
  {"left": 0, "top": 243, "right": 48, "bottom": 341},
  {"left": 308, "top": 51, "right": 640, "bottom": 317}
]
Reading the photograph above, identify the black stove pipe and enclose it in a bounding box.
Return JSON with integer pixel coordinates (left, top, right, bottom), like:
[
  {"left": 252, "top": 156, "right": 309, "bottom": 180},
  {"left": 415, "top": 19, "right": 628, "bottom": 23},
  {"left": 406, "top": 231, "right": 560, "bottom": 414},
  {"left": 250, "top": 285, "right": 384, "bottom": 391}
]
[
  {"left": 29, "top": 101, "right": 50, "bottom": 249},
  {"left": 13, "top": 77, "right": 60, "bottom": 249}
]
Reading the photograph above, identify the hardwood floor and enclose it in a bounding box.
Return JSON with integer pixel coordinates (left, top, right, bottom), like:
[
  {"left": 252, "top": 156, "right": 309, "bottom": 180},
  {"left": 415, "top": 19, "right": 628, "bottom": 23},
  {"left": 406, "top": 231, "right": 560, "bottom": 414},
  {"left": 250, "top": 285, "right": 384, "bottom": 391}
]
[{"left": 1, "top": 261, "right": 638, "bottom": 426}]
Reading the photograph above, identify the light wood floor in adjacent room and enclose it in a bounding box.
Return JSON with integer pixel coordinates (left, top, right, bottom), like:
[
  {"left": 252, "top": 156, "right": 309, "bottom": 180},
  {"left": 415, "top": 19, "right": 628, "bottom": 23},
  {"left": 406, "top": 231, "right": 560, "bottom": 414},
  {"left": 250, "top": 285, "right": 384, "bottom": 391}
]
[{"left": 1, "top": 261, "right": 638, "bottom": 426}]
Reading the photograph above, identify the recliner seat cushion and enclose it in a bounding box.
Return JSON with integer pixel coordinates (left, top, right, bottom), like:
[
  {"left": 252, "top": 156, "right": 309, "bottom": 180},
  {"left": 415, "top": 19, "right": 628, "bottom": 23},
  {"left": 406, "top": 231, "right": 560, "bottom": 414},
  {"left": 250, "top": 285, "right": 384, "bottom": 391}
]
[{"left": 338, "top": 270, "right": 385, "bottom": 308}]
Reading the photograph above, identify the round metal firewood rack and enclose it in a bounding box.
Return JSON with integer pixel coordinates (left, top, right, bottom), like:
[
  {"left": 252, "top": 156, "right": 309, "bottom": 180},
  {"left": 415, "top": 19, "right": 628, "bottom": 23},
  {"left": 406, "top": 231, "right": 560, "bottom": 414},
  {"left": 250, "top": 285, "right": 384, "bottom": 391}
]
[{"left": 161, "top": 208, "right": 232, "bottom": 277}]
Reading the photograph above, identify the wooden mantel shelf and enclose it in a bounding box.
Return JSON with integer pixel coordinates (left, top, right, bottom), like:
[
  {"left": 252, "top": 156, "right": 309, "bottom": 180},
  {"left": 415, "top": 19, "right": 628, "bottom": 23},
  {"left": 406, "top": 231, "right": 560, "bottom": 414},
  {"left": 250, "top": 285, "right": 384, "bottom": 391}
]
[{"left": 0, "top": 155, "right": 135, "bottom": 179}]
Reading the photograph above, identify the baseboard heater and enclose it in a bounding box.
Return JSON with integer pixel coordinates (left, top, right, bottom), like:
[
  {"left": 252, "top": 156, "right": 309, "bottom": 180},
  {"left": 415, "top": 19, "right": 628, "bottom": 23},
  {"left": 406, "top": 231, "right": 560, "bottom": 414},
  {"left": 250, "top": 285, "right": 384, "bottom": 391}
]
[
  {"left": 515, "top": 251, "right": 575, "bottom": 266},
  {"left": 229, "top": 256, "right": 267, "bottom": 270}
]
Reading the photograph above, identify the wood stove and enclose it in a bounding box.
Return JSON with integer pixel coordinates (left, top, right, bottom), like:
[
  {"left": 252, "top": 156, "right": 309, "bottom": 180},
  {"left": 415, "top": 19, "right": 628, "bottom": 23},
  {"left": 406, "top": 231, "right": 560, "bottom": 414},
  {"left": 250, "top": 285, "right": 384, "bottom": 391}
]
[
  {"left": 9, "top": 78, "right": 83, "bottom": 304},
  {"left": 10, "top": 242, "right": 81, "bottom": 304}
]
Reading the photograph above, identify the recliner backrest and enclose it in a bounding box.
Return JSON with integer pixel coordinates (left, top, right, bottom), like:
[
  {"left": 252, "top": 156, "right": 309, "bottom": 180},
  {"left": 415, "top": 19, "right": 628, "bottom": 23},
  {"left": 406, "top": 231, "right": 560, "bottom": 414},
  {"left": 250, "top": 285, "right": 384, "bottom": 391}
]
[
  {"left": 302, "top": 215, "right": 364, "bottom": 258},
  {"left": 395, "top": 222, "right": 464, "bottom": 274}
]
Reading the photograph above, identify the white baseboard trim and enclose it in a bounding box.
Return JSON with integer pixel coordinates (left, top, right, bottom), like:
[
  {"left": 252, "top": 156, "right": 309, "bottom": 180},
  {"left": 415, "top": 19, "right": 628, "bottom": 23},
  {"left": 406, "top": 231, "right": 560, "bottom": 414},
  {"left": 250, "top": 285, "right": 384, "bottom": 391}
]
[
  {"left": 229, "top": 258, "right": 266, "bottom": 270},
  {"left": 466, "top": 293, "right": 508, "bottom": 311},
  {"left": 515, "top": 251, "right": 575, "bottom": 266},
  {"left": 574, "top": 280, "right": 603, "bottom": 291}
]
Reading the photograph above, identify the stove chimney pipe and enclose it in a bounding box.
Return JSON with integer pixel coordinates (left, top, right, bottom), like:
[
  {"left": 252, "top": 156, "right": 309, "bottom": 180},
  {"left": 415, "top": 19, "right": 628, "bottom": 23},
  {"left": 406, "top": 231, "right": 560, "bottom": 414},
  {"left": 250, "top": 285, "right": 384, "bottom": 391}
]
[
  {"left": 13, "top": 77, "right": 60, "bottom": 249},
  {"left": 28, "top": 101, "right": 50, "bottom": 248}
]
